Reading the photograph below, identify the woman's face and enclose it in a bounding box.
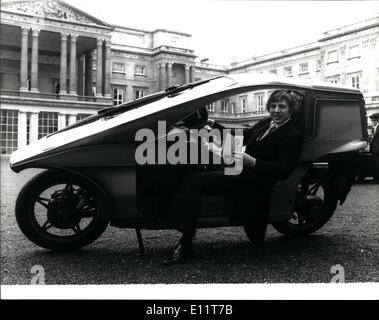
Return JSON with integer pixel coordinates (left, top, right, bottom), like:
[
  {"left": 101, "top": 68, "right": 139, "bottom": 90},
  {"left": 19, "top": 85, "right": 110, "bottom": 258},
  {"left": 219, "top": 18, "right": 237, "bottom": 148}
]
[{"left": 269, "top": 99, "right": 291, "bottom": 124}]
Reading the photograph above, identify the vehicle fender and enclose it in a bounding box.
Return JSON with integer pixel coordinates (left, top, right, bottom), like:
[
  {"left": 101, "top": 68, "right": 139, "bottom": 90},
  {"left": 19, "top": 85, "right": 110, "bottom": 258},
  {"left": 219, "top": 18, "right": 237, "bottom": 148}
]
[
  {"left": 311, "top": 164, "right": 354, "bottom": 205},
  {"left": 269, "top": 163, "right": 311, "bottom": 222}
]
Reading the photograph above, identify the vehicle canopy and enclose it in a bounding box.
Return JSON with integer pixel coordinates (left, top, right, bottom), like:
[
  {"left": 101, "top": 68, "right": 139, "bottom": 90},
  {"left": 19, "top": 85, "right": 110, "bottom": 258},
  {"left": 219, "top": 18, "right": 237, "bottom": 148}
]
[{"left": 10, "top": 74, "right": 366, "bottom": 172}]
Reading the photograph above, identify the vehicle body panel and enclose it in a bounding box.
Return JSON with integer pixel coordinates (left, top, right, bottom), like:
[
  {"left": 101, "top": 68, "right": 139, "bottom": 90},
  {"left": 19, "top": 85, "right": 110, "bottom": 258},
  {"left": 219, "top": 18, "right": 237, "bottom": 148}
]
[{"left": 10, "top": 74, "right": 368, "bottom": 229}]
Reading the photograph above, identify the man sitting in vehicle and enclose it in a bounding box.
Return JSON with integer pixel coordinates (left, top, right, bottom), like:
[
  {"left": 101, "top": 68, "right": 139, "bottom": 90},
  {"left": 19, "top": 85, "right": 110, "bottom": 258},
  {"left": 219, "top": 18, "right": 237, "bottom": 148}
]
[{"left": 164, "top": 89, "right": 305, "bottom": 265}]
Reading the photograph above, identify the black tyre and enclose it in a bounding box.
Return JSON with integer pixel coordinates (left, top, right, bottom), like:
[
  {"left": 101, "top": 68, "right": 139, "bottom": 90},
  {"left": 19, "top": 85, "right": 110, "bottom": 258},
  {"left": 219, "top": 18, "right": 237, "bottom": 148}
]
[
  {"left": 15, "top": 170, "right": 110, "bottom": 251},
  {"left": 272, "top": 170, "right": 338, "bottom": 237}
]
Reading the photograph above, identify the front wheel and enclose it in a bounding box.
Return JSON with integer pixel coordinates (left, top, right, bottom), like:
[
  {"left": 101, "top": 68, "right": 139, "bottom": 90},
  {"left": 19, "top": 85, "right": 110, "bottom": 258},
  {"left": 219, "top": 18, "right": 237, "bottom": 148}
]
[
  {"left": 16, "top": 170, "right": 110, "bottom": 251},
  {"left": 272, "top": 170, "right": 338, "bottom": 237}
]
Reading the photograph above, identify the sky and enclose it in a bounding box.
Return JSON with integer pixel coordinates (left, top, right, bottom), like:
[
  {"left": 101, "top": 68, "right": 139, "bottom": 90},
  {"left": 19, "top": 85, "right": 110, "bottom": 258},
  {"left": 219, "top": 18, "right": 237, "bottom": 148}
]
[{"left": 56, "top": 0, "right": 379, "bottom": 64}]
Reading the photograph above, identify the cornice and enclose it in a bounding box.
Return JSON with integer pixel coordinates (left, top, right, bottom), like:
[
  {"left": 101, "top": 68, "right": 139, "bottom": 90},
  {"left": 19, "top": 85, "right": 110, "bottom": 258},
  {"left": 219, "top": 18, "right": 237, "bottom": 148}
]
[
  {"left": 151, "top": 49, "right": 197, "bottom": 59},
  {"left": 319, "top": 22, "right": 379, "bottom": 42},
  {"left": 0, "top": 10, "right": 113, "bottom": 32},
  {"left": 229, "top": 46, "right": 321, "bottom": 72},
  {"left": 0, "top": 95, "right": 111, "bottom": 109}
]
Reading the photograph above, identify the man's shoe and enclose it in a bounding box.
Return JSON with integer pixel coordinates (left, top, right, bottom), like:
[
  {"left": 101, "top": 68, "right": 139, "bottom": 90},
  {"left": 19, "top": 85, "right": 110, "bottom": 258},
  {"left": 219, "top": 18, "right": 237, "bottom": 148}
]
[
  {"left": 163, "top": 243, "right": 195, "bottom": 265},
  {"left": 244, "top": 222, "right": 267, "bottom": 246}
]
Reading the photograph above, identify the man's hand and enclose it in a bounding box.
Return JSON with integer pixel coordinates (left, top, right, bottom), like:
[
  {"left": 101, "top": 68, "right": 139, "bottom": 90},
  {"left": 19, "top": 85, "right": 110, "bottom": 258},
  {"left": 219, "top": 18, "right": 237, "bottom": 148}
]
[
  {"left": 234, "top": 152, "right": 256, "bottom": 168},
  {"left": 202, "top": 139, "right": 222, "bottom": 155}
]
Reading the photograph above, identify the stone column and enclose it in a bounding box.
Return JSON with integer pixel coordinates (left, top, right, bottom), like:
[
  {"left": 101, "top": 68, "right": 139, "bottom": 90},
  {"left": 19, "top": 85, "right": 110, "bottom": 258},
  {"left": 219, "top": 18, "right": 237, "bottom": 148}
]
[
  {"left": 159, "top": 62, "right": 166, "bottom": 90},
  {"left": 29, "top": 111, "right": 39, "bottom": 142},
  {"left": 167, "top": 62, "right": 172, "bottom": 87},
  {"left": 104, "top": 40, "right": 111, "bottom": 98},
  {"left": 20, "top": 27, "right": 29, "bottom": 91},
  {"left": 185, "top": 65, "right": 190, "bottom": 84},
  {"left": 84, "top": 51, "right": 93, "bottom": 96},
  {"left": 30, "top": 29, "right": 39, "bottom": 92},
  {"left": 58, "top": 113, "right": 66, "bottom": 130},
  {"left": 68, "top": 114, "right": 76, "bottom": 125},
  {"left": 60, "top": 33, "right": 68, "bottom": 94},
  {"left": 96, "top": 38, "right": 103, "bottom": 96},
  {"left": 127, "top": 85, "right": 134, "bottom": 101},
  {"left": 77, "top": 55, "right": 84, "bottom": 96},
  {"left": 17, "top": 111, "right": 27, "bottom": 149},
  {"left": 319, "top": 50, "right": 325, "bottom": 81},
  {"left": 155, "top": 63, "right": 160, "bottom": 91},
  {"left": 190, "top": 65, "right": 195, "bottom": 83},
  {"left": 69, "top": 34, "right": 77, "bottom": 95}
]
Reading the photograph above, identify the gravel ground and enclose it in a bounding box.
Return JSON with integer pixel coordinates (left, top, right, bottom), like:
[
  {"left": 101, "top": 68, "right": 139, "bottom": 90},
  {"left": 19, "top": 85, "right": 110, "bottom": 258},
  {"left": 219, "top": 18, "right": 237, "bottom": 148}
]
[{"left": 1, "top": 157, "right": 378, "bottom": 285}]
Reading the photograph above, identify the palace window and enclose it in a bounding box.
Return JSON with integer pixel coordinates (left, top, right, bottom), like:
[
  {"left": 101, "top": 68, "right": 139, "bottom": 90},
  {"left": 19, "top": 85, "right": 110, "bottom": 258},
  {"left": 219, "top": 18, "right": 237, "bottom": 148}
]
[
  {"left": 351, "top": 74, "right": 360, "bottom": 89},
  {"left": 135, "top": 65, "right": 146, "bottom": 76},
  {"left": 207, "top": 102, "right": 215, "bottom": 112},
  {"left": 230, "top": 102, "right": 235, "bottom": 114},
  {"left": 256, "top": 94, "right": 264, "bottom": 111},
  {"left": 112, "top": 62, "right": 125, "bottom": 74},
  {"left": 1, "top": 109, "right": 18, "bottom": 155},
  {"left": 240, "top": 96, "right": 247, "bottom": 113},
  {"left": 299, "top": 62, "right": 309, "bottom": 74},
  {"left": 316, "top": 59, "right": 322, "bottom": 70},
  {"left": 113, "top": 88, "right": 124, "bottom": 105},
  {"left": 269, "top": 69, "right": 277, "bottom": 75},
  {"left": 348, "top": 45, "right": 360, "bottom": 60},
  {"left": 326, "top": 75, "right": 340, "bottom": 84},
  {"left": 134, "top": 88, "right": 147, "bottom": 99},
  {"left": 284, "top": 66, "right": 293, "bottom": 77},
  {"left": 26, "top": 113, "right": 31, "bottom": 145},
  {"left": 221, "top": 100, "right": 228, "bottom": 113},
  {"left": 327, "top": 50, "right": 338, "bottom": 64},
  {"left": 38, "top": 112, "right": 58, "bottom": 139}
]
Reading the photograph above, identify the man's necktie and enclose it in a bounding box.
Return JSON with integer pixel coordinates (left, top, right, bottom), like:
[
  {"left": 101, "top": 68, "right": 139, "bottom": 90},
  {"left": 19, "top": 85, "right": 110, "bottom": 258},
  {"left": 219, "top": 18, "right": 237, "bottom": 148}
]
[{"left": 258, "top": 123, "right": 277, "bottom": 141}]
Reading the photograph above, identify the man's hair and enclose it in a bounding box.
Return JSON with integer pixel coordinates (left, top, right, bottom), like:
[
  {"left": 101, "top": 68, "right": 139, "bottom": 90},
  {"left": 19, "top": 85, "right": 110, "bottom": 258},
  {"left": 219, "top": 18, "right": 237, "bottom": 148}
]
[{"left": 266, "top": 89, "right": 299, "bottom": 118}]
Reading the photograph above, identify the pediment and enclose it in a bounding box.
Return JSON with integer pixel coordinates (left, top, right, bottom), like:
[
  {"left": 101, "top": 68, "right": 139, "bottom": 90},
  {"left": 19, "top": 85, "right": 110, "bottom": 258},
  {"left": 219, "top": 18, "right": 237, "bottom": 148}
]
[{"left": 2, "top": 0, "right": 111, "bottom": 27}]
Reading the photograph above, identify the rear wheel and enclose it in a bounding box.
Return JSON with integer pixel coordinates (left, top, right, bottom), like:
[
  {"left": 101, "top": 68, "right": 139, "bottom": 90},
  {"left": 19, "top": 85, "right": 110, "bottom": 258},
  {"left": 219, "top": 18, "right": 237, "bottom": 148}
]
[
  {"left": 16, "top": 170, "right": 110, "bottom": 251},
  {"left": 272, "top": 170, "right": 338, "bottom": 237}
]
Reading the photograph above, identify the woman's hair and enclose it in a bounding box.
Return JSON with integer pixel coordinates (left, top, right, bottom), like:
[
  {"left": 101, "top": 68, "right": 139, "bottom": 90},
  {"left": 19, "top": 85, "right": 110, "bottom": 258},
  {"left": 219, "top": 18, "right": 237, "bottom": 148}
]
[{"left": 266, "top": 89, "right": 299, "bottom": 117}]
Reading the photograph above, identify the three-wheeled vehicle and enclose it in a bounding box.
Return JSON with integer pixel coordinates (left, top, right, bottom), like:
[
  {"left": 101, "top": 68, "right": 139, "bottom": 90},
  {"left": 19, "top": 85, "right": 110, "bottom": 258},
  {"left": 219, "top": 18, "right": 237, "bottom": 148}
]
[{"left": 10, "top": 74, "right": 368, "bottom": 252}]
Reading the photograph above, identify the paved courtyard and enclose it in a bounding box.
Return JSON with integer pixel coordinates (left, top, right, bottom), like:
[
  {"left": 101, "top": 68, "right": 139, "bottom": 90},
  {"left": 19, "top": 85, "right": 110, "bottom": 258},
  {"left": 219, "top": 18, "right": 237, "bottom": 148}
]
[{"left": 1, "top": 157, "right": 378, "bottom": 285}]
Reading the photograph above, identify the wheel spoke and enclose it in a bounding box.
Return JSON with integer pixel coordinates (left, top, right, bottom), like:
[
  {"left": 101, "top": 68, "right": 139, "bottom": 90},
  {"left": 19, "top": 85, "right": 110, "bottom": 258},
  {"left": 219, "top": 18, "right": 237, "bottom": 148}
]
[
  {"left": 42, "top": 220, "right": 53, "bottom": 231},
  {"left": 81, "top": 208, "right": 95, "bottom": 218},
  {"left": 64, "top": 184, "right": 74, "bottom": 194},
  {"left": 72, "top": 224, "right": 81, "bottom": 234},
  {"left": 297, "top": 215, "right": 305, "bottom": 225},
  {"left": 36, "top": 197, "right": 49, "bottom": 209},
  {"left": 309, "top": 182, "right": 320, "bottom": 195}
]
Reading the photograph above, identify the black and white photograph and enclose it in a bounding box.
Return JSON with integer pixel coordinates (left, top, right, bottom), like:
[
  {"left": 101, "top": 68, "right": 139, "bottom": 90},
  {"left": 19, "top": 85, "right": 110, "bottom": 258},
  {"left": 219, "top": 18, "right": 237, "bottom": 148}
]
[{"left": 1, "top": 0, "right": 378, "bottom": 302}]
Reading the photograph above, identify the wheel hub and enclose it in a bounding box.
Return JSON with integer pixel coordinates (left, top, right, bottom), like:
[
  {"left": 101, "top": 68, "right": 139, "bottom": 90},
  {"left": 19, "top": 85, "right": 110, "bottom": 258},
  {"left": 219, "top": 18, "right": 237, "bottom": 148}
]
[
  {"left": 47, "top": 191, "right": 82, "bottom": 229},
  {"left": 303, "top": 195, "right": 323, "bottom": 221}
]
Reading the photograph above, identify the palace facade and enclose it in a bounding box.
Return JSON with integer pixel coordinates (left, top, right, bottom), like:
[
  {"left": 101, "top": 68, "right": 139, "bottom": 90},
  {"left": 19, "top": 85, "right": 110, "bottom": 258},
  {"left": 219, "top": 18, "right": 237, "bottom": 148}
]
[{"left": 1, "top": 0, "right": 378, "bottom": 155}]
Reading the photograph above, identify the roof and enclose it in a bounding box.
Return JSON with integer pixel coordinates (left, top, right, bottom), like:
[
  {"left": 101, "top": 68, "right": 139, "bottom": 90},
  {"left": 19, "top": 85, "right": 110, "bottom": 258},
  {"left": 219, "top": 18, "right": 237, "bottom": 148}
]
[{"left": 227, "top": 73, "right": 363, "bottom": 95}]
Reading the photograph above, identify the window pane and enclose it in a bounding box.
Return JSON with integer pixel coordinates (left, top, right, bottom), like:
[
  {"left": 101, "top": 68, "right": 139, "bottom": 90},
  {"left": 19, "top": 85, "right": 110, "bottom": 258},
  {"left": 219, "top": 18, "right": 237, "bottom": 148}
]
[
  {"left": 38, "top": 112, "right": 58, "bottom": 139},
  {"left": 0, "top": 109, "right": 19, "bottom": 154}
]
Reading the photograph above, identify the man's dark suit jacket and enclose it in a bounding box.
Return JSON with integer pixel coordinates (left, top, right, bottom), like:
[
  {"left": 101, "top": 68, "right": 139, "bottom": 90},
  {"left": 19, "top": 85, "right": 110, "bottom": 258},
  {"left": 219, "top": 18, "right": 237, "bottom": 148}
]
[
  {"left": 370, "top": 126, "right": 379, "bottom": 156},
  {"left": 242, "top": 116, "right": 304, "bottom": 183}
]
